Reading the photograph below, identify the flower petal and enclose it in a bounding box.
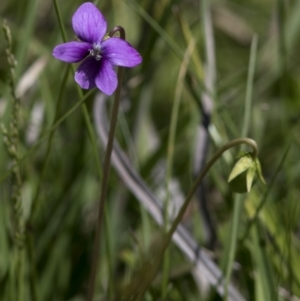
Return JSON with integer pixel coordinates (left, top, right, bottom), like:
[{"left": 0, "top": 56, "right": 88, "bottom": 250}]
[
  {"left": 72, "top": 2, "right": 107, "bottom": 43},
  {"left": 52, "top": 41, "right": 91, "bottom": 63},
  {"left": 95, "top": 59, "right": 117, "bottom": 95},
  {"left": 75, "top": 57, "right": 100, "bottom": 89},
  {"left": 101, "top": 37, "right": 142, "bottom": 67}
]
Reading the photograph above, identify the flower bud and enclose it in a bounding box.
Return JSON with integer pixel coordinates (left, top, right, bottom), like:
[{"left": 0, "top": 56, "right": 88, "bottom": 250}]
[{"left": 228, "top": 152, "right": 265, "bottom": 193}]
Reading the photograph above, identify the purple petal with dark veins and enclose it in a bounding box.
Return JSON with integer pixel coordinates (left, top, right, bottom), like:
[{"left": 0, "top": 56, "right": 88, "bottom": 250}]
[
  {"left": 52, "top": 41, "right": 91, "bottom": 63},
  {"left": 95, "top": 59, "right": 117, "bottom": 95},
  {"left": 72, "top": 2, "right": 107, "bottom": 44},
  {"left": 101, "top": 37, "right": 142, "bottom": 67},
  {"left": 75, "top": 56, "right": 100, "bottom": 89}
]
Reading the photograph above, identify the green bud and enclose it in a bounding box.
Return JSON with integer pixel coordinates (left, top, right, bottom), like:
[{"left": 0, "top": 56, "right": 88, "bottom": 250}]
[{"left": 228, "top": 152, "right": 265, "bottom": 193}]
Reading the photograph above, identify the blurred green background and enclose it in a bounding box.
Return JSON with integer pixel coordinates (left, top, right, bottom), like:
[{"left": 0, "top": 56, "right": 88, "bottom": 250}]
[{"left": 1, "top": 0, "right": 300, "bottom": 300}]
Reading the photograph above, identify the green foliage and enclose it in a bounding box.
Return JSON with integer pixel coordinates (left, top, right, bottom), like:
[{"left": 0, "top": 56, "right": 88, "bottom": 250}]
[{"left": 1, "top": 0, "right": 300, "bottom": 300}]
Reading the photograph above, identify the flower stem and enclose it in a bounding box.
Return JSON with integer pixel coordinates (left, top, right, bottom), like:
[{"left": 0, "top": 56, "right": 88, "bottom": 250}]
[
  {"left": 165, "top": 138, "right": 258, "bottom": 247},
  {"left": 87, "top": 27, "right": 125, "bottom": 301},
  {"left": 87, "top": 66, "right": 124, "bottom": 301},
  {"left": 132, "top": 138, "right": 258, "bottom": 299},
  {"left": 52, "top": 2, "right": 123, "bottom": 299}
]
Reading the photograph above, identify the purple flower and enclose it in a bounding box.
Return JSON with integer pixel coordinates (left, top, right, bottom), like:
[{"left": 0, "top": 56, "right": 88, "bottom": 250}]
[{"left": 52, "top": 2, "right": 142, "bottom": 95}]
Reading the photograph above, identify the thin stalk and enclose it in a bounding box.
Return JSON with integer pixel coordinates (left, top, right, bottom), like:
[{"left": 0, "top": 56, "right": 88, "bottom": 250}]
[
  {"left": 10, "top": 250, "right": 16, "bottom": 301},
  {"left": 134, "top": 138, "right": 258, "bottom": 299},
  {"left": 224, "top": 194, "right": 243, "bottom": 301},
  {"left": 53, "top": 0, "right": 67, "bottom": 42},
  {"left": 30, "top": 65, "right": 70, "bottom": 220},
  {"left": 15, "top": 0, "right": 38, "bottom": 79},
  {"left": 104, "top": 206, "right": 114, "bottom": 299},
  {"left": 87, "top": 26, "right": 125, "bottom": 301},
  {"left": 166, "top": 138, "right": 258, "bottom": 243},
  {"left": 125, "top": 0, "right": 183, "bottom": 59},
  {"left": 125, "top": 0, "right": 216, "bottom": 103},
  {"left": 87, "top": 65, "right": 124, "bottom": 301},
  {"left": 0, "top": 89, "right": 94, "bottom": 185},
  {"left": 17, "top": 249, "right": 25, "bottom": 301},
  {"left": 241, "top": 35, "right": 258, "bottom": 138},
  {"left": 27, "top": 232, "right": 38, "bottom": 301},
  {"left": 26, "top": 65, "right": 70, "bottom": 301},
  {"left": 277, "top": 0, "right": 288, "bottom": 99},
  {"left": 52, "top": 0, "right": 102, "bottom": 182},
  {"left": 161, "top": 38, "right": 195, "bottom": 300},
  {"left": 53, "top": 1, "right": 116, "bottom": 299},
  {"left": 224, "top": 35, "right": 258, "bottom": 301}
]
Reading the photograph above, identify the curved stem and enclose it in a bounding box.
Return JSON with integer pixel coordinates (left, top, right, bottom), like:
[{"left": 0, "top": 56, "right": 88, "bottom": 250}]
[
  {"left": 133, "top": 138, "right": 258, "bottom": 299},
  {"left": 87, "top": 27, "right": 125, "bottom": 301},
  {"left": 109, "top": 26, "right": 126, "bottom": 39},
  {"left": 165, "top": 138, "right": 257, "bottom": 245}
]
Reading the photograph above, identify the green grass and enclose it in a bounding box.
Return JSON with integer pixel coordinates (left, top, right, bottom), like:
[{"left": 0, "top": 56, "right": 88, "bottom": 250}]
[{"left": 1, "top": 0, "right": 300, "bottom": 300}]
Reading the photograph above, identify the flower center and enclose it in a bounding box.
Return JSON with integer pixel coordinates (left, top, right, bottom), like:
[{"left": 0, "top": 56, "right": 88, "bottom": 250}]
[{"left": 89, "top": 43, "right": 102, "bottom": 61}]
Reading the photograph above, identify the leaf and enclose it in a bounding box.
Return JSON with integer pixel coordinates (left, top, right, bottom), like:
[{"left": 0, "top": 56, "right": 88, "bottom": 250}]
[
  {"left": 228, "top": 154, "right": 254, "bottom": 183},
  {"left": 246, "top": 166, "right": 256, "bottom": 192}
]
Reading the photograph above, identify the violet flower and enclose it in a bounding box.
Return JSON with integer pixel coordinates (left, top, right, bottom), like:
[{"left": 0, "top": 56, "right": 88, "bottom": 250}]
[{"left": 52, "top": 2, "right": 142, "bottom": 95}]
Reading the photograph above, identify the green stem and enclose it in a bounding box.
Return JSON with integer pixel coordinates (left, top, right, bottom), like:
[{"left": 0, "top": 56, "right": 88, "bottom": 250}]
[
  {"left": 52, "top": 0, "right": 102, "bottom": 181},
  {"left": 53, "top": 0, "right": 67, "bottom": 42},
  {"left": 241, "top": 35, "right": 258, "bottom": 138},
  {"left": 104, "top": 206, "right": 114, "bottom": 299},
  {"left": 224, "top": 194, "right": 243, "bottom": 301},
  {"left": 27, "top": 233, "right": 38, "bottom": 301},
  {"left": 125, "top": 0, "right": 215, "bottom": 102},
  {"left": 134, "top": 138, "right": 258, "bottom": 299},
  {"left": 53, "top": 1, "right": 116, "bottom": 299},
  {"left": 17, "top": 249, "right": 25, "bottom": 301},
  {"left": 166, "top": 138, "right": 257, "bottom": 245},
  {"left": 161, "top": 38, "right": 195, "bottom": 300},
  {"left": 0, "top": 89, "right": 95, "bottom": 186},
  {"left": 87, "top": 65, "right": 124, "bottom": 301},
  {"left": 86, "top": 26, "right": 126, "bottom": 301},
  {"left": 26, "top": 65, "right": 70, "bottom": 301},
  {"left": 224, "top": 35, "right": 258, "bottom": 301},
  {"left": 30, "top": 65, "right": 70, "bottom": 220}
]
